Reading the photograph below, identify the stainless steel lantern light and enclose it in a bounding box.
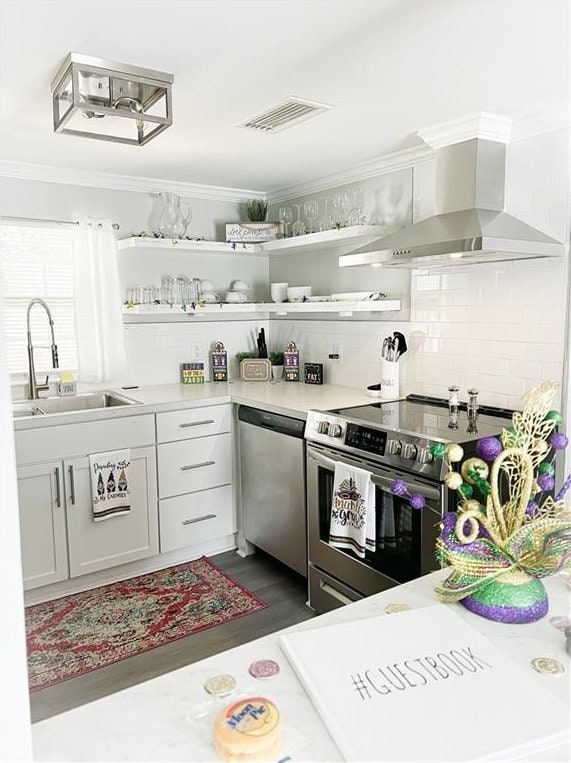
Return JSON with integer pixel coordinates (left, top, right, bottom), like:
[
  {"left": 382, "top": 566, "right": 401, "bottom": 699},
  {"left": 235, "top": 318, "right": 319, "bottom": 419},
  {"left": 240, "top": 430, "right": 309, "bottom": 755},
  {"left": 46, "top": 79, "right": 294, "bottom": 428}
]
[{"left": 51, "top": 53, "right": 173, "bottom": 146}]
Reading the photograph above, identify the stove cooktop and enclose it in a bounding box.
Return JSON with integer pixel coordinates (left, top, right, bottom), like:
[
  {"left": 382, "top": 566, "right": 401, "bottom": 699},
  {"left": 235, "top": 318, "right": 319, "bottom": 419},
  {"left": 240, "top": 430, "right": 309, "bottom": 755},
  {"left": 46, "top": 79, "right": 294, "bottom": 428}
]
[
  {"left": 305, "top": 394, "right": 515, "bottom": 480},
  {"left": 331, "top": 394, "right": 514, "bottom": 444}
]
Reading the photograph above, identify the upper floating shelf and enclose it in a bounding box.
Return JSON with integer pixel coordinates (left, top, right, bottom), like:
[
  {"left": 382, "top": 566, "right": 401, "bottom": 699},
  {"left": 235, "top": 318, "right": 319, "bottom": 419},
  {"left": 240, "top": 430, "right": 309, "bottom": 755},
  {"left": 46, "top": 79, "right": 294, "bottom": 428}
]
[
  {"left": 116, "top": 225, "right": 386, "bottom": 257},
  {"left": 122, "top": 299, "right": 401, "bottom": 318}
]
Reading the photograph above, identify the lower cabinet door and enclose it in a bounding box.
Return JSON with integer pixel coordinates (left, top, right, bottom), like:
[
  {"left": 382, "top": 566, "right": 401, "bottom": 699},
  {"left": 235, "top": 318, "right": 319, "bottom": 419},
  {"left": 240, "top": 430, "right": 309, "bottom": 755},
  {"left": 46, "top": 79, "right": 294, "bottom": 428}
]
[
  {"left": 17, "top": 461, "right": 69, "bottom": 590},
  {"left": 159, "top": 485, "right": 235, "bottom": 553},
  {"left": 65, "top": 446, "right": 159, "bottom": 577}
]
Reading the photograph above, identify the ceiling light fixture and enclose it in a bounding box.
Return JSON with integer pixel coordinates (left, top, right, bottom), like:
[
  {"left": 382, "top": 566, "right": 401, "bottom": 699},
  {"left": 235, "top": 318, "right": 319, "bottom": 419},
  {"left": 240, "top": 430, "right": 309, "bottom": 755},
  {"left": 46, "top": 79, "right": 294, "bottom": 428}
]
[{"left": 51, "top": 53, "right": 173, "bottom": 146}]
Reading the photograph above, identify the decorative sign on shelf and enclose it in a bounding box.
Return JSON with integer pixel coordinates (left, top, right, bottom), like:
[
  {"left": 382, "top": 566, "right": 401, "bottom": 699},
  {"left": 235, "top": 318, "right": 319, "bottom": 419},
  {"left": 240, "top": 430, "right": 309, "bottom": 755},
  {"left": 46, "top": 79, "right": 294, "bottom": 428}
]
[
  {"left": 304, "top": 362, "right": 323, "bottom": 385},
  {"left": 210, "top": 341, "right": 228, "bottom": 382},
  {"left": 180, "top": 362, "right": 204, "bottom": 384},
  {"left": 240, "top": 358, "right": 271, "bottom": 381},
  {"left": 284, "top": 341, "right": 300, "bottom": 382},
  {"left": 225, "top": 222, "right": 283, "bottom": 243}
]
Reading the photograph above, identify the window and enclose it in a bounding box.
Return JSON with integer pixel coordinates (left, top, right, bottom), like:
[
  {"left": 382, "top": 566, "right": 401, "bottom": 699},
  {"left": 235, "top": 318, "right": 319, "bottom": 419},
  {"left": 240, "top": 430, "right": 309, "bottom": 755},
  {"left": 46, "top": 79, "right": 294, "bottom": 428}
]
[{"left": 0, "top": 224, "right": 78, "bottom": 375}]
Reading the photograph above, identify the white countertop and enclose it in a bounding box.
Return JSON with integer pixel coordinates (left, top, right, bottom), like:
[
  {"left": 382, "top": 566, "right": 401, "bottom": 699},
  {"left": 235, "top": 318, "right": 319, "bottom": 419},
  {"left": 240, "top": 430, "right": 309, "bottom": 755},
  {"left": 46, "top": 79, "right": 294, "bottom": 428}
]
[
  {"left": 31, "top": 569, "right": 571, "bottom": 762},
  {"left": 13, "top": 381, "right": 385, "bottom": 429}
]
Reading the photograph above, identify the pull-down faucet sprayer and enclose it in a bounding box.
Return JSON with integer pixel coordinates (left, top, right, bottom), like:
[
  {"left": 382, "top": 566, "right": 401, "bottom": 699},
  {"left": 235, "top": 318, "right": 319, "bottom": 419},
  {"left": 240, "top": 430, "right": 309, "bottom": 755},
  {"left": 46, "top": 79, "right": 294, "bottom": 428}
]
[{"left": 26, "top": 299, "right": 59, "bottom": 400}]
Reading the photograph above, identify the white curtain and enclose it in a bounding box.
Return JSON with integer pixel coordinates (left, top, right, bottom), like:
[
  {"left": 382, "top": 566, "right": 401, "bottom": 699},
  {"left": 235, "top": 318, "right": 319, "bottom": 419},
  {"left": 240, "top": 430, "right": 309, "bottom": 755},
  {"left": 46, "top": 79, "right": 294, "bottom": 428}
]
[{"left": 73, "top": 219, "right": 126, "bottom": 382}]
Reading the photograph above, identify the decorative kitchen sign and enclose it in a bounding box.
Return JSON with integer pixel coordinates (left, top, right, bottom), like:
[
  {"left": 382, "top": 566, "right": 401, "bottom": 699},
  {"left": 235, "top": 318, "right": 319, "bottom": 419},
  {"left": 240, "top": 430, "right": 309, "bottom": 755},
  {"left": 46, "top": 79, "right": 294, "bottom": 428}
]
[
  {"left": 240, "top": 358, "right": 271, "bottom": 381},
  {"left": 279, "top": 605, "right": 569, "bottom": 762},
  {"left": 89, "top": 449, "right": 131, "bottom": 522},
  {"left": 225, "top": 222, "right": 283, "bottom": 243},
  {"left": 284, "top": 341, "right": 300, "bottom": 382},
  {"left": 304, "top": 362, "right": 323, "bottom": 385},
  {"left": 181, "top": 362, "right": 205, "bottom": 384},
  {"left": 210, "top": 341, "right": 228, "bottom": 382}
]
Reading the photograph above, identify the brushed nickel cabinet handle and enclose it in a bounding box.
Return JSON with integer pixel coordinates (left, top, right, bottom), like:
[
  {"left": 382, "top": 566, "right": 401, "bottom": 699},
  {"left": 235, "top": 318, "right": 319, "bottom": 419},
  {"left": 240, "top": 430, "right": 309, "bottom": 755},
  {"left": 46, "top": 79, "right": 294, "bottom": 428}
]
[
  {"left": 180, "top": 460, "right": 216, "bottom": 471},
  {"left": 179, "top": 419, "right": 215, "bottom": 428},
  {"left": 55, "top": 467, "right": 61, "bottom": 508},
  {"left": 68, "top": 464, "right": 76, "bottom": 505},
  {"left": 182, "top": 513, "right": 217, "bottom": 526}
]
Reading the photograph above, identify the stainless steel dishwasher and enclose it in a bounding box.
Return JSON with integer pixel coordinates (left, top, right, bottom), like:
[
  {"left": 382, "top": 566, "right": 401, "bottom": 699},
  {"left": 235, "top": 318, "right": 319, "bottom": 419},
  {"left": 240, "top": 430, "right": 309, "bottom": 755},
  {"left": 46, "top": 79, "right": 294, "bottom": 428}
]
[{"left": 238, "top": 406, "right": 307, "bottom": 577}]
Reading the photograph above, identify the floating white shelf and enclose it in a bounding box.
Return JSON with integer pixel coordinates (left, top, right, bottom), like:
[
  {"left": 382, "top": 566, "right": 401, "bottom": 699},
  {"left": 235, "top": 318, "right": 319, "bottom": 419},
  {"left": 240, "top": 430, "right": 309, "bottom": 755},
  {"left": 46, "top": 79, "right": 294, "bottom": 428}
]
[
  {"left": 117, "top": 225, "right": 385, "bottom": 258},
  {"left": 122, "top": 299, "right": 401, "bottom": 318}
]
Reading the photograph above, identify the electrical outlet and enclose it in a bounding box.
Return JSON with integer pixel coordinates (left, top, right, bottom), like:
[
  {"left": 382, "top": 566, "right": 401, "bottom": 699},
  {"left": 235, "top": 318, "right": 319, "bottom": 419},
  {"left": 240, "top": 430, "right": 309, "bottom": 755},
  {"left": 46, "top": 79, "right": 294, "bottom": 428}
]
[
  {"left": 328, "top": 343, "right": 343, "bottom": 362},
  {"left": 191, "top": 342, "right": 204, "bottom": 361}
]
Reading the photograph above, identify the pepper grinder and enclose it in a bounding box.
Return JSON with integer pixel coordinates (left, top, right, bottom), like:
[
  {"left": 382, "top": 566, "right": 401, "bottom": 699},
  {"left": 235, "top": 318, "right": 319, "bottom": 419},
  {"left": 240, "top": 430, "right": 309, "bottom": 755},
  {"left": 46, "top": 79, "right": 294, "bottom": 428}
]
[
  {"left": 467, "top": 388, "right": 480, "bottom": 419},
  {"left": 448, "top": 385, "right": 460, "bottom": 430}
]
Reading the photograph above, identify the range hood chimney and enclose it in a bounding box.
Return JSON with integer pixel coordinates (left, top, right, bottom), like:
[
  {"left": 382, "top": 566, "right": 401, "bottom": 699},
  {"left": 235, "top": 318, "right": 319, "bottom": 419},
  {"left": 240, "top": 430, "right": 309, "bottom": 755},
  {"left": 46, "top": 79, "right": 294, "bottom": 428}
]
[{"left": 340, "top": 139, "right": 564, "bottom": 269}]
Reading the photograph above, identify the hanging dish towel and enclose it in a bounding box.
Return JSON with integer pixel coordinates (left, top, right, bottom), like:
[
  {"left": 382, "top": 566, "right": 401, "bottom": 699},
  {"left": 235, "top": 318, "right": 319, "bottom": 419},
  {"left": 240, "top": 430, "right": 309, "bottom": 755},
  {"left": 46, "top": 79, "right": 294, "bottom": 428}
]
[
  {"left": 329, "top": 462, "right": 375, "bottom": 559},
  {"left": 89, "top": 449, "right": 131, "bottom": 522}
]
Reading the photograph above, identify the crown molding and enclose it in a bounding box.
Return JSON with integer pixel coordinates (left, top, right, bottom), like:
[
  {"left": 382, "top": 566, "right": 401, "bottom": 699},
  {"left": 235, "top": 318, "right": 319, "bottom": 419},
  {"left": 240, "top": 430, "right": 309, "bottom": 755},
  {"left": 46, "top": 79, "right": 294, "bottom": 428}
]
[
  {"left": 0, "top": 161, "right": 265, "bottom": 203},
  {"left": 266, "top": 144, "right": 433, "bottom": 203},
  {"left": 417, "top": 112, "right": 513, "bottom": 149}
]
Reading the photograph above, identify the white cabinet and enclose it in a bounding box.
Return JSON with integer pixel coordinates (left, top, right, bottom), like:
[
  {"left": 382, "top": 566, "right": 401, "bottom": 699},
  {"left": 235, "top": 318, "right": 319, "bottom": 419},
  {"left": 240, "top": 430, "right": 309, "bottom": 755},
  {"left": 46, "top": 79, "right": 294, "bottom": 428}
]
[
  {"left": 156, "top": 405, "right": 236, "bottom": 553},
  {"left": 17, "top": 461, "right": 68, "bottom": 589},
  {"left": 15, "top": 415, "right": 158, "bottom": 591}
]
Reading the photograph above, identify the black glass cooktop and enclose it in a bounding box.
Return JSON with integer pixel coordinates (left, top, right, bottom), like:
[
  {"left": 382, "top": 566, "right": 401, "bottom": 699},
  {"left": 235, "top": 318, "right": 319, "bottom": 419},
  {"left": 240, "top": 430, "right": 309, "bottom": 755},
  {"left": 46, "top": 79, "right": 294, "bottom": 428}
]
[{"left": 331, "top": 394, "right": 514, "bottom": 443}]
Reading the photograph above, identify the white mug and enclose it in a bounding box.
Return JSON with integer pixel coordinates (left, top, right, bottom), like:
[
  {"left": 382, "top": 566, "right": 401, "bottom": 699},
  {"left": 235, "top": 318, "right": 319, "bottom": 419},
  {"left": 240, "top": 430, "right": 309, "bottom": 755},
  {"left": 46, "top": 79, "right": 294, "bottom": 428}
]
[{"left": 270, "top": 282, "right": 288, "bottom": 303}]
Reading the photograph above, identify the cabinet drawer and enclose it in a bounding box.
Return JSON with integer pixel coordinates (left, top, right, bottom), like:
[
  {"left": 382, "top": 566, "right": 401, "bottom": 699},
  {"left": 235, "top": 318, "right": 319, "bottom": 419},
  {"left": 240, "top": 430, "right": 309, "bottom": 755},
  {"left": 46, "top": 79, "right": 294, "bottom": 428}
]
[
  {"left": 158, "top": 434, "right": 232, "bottom": 498},
  {"left": 159, "top": 486, "right": 235, "bottom": 553},
  {"left": 156, "top": 405, "right": 231, "bottom": 443}
]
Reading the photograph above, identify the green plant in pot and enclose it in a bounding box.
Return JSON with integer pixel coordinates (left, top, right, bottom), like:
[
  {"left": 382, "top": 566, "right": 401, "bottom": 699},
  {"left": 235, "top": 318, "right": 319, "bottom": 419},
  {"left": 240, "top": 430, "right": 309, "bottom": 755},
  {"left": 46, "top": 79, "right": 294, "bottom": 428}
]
[
  {"left": 269, "top": 351, "right": 284, "bottom": 380},
  {"left": 245, "top": 199, "right": 268, "bottom": 222}
]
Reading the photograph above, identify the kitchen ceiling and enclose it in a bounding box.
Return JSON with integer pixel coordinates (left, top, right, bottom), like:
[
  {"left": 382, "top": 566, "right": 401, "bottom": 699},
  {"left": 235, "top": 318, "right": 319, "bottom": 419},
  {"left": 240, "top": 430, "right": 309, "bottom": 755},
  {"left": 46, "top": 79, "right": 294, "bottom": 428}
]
[{"left": 0, "top": 0, "right": 568, "bottom": 196}]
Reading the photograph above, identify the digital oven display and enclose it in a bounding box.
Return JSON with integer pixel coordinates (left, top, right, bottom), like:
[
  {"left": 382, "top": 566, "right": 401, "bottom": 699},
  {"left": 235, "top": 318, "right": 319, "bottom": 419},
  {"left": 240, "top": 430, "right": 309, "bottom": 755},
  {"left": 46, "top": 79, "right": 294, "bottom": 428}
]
[{"left": 345, "top": 423, "right": 387, "bottom": 456}]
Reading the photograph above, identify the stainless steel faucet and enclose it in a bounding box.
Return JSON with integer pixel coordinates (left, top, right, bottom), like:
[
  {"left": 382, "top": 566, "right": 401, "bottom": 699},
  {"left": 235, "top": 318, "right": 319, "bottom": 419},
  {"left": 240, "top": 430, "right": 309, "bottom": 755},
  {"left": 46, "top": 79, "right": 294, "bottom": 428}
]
[{"left": 27, "top": 299, "right": 59, "bottom": 400}]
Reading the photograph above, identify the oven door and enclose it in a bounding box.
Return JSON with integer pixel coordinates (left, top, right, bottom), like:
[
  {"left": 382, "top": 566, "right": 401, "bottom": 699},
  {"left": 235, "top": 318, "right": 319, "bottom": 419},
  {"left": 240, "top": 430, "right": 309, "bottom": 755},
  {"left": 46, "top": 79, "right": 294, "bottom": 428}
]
[{"left": 307, "top": 443, "right": 444, "bottom": 598}]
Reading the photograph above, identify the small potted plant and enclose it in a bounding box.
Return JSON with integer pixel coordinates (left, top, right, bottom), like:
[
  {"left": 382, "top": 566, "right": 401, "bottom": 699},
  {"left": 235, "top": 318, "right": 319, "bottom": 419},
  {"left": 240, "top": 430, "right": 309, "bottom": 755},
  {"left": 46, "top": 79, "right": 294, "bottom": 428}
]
[
  {"left": 269, "top": 351, "right": 285, "bottom": 380},
  {"left": 226, "top": 199, "right": 283, "bottom": 243}
]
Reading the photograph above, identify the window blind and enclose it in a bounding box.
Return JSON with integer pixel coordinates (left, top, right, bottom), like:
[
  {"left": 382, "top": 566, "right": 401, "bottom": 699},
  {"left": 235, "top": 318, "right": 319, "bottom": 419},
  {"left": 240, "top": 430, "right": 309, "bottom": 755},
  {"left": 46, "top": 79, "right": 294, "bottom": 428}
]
[{"left": 0, "top": 225, "right": 78, "bottom": 375}]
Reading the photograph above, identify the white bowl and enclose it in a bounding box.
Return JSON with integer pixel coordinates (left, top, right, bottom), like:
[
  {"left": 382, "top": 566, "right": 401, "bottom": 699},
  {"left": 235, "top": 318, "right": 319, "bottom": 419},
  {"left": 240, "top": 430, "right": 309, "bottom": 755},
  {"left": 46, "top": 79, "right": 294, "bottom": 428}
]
[
  {"left": 229, "top": 280, "right": 250, "bottom": 292},
  {"left": 225, "top": 291, "right": 249, "bottom": 303},
  {"left": 287, "top": 286, "right": 312, "bottom": 302},
  {"left": 201, "top": 292, "right": 220, "bottom": 303},
  {"left": 200, "top": 279, "right": 214, "bottom": 294}
]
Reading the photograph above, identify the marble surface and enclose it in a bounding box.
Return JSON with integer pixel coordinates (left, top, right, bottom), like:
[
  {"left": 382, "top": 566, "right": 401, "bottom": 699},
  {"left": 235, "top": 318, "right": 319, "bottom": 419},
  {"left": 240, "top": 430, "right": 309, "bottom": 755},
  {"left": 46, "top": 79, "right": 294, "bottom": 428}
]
[
  {"left": 13, "top": 381, "right": 383, "bottom": 429},
  {"left": 32, "top": 569, "right": 571, "bottom": 762}
]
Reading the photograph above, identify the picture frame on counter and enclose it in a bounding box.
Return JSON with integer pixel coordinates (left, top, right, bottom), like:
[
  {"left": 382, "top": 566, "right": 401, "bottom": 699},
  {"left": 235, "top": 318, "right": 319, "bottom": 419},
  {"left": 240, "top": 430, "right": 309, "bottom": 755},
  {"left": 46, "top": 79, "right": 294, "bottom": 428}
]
[
  {"left": 304, "top": 363, "right": 323, "bottom": 385},
  {"left": 240, "top": 358, "right": 271, "bottom": 381}
]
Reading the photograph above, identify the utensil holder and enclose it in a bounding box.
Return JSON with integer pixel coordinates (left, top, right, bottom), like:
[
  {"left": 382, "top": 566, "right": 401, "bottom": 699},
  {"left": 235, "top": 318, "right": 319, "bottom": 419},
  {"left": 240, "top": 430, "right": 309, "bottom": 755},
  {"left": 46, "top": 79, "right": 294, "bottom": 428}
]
[{"left": 380, "top": 358, "right": 399, "bottom": 399}]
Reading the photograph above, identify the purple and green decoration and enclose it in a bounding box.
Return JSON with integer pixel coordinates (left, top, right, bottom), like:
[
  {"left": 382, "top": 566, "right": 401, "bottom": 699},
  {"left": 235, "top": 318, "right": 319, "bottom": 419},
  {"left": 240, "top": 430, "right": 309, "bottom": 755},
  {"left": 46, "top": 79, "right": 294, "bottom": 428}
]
[
  {"left": 398, "top": 382, "right": 571, "bottom": 624},
  {"left": 390, "top": 479, "right": 426, "bottom": 510}
]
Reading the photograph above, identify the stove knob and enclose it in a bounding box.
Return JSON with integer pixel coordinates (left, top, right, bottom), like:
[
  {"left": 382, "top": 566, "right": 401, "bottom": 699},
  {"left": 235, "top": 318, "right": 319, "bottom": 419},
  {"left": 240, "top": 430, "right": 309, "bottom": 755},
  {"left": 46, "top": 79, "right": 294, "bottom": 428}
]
[
  {"left": 317, "top": 420, "right": 330, "bottom": 435},
  {"left": 402, "top": 442, "right": 418, "bottom": 460},
  {"left": 330, "top": 423, "right": 343, "bottom": 438},
  {"left": 418, "top": 447, "right": 434, "bottom": 464},
  {"left": 386, "top": 439, "right": 402, "bottom": 456}
]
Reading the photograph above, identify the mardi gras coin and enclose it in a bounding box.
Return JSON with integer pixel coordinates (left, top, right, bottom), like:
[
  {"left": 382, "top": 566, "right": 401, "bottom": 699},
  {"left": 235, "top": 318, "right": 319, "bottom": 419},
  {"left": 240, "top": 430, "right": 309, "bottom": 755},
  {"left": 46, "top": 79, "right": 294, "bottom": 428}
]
[
  {"left": 384, "top": 603, "right": 411, "bottom": 614},
  {"left": 204, "top": 674, "right": 237, "bottom": 697},
  {"left": 531, "top": 657, "right": 565, "bottom": 676},
  {"left": 248, "top": 659, "right": 280, "bottom": 679}
]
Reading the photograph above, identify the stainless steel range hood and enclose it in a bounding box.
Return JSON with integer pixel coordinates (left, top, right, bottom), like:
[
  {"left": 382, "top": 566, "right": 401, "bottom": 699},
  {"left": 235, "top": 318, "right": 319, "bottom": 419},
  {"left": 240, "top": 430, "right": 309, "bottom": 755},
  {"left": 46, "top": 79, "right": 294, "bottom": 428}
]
[{"left": 340, "top": 139, "right": 564, "bottom": 269}]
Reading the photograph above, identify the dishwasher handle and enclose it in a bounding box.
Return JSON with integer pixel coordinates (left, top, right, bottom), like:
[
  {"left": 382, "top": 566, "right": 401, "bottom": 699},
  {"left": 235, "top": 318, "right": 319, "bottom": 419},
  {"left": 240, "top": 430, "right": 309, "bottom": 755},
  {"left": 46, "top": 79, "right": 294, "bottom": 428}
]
[{"left": 238, "top": 405, "right": 305, "bottom": 438}]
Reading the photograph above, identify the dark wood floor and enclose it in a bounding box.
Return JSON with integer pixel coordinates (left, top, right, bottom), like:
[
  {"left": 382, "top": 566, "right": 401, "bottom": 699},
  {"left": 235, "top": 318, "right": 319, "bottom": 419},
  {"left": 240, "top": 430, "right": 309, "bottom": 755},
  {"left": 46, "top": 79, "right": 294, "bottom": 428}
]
[{"left": 30, "top": 550, "right": 315, "bottom": 723}]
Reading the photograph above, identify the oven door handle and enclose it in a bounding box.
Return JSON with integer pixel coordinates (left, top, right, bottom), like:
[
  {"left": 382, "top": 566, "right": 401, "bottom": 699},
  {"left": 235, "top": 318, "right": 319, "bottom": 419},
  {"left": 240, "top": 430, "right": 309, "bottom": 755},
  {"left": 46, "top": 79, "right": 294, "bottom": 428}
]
[{"left": 308, "top": 449, "right": 441, "bottom": 502}]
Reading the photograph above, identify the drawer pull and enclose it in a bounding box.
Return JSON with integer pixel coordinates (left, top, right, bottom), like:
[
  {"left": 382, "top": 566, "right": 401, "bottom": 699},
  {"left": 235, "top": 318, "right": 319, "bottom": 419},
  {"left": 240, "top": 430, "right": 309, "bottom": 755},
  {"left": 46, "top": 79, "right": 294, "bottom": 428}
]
[
  {"left": 55, "top": 467, "right": 61, "bottom": 508},
  {"left": 180, "top": 460, "right": 216, "bottom": 471},
  {"left": 182, "top": 513, "right": 217, "bottom": 526},
  {"left": 179, "top": 419, "right": 215, "bottom": 428},
  {"left": 69, "top": 464, "right": 76, "bottom": 505}
]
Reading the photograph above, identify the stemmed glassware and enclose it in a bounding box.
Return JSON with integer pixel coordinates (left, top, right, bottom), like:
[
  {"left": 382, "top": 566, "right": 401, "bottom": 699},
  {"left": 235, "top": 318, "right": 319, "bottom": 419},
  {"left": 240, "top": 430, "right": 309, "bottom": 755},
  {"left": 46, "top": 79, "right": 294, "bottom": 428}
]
[
  {"left": 303, "top": 200, "right": 318, "bottom": 234},
  {"left": 332, "top": 191, "right": 351, "bottom": 228},
  {"left": 291, "top": 204, "right": 306, "bottom": 237},
  {"left": 346, "top": 187, "right": 364, "bottom": 226},
  {"left": 278, "top": 206, "right": 293, "bottom": 237}
]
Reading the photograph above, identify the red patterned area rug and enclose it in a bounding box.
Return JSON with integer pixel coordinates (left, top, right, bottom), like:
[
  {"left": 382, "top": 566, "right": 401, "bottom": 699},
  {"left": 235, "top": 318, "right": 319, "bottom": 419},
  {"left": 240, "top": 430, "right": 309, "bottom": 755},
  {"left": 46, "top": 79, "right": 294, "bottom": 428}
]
[{"left": 25, "top": 557, "right": 267, "bottom": 692}]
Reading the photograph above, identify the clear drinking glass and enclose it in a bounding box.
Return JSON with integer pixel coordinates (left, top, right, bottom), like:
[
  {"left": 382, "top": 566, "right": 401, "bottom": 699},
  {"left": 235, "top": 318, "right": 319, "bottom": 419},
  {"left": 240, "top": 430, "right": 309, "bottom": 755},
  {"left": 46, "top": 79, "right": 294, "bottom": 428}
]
[
  {"left": 278, "top": 206, "right": 293, "bottom": 237},
  {"left": 161, "top": 276, "right": 174, "bottom": 304},
  {"left": 291, "top": 204, "right": 306, "bottom": 236},
  {"left": 346, "top": 187, "right": 364, "bottom": 226},
  {"left": 318, "top": 196, "right": 334, "bottom": 231},
  {"left": 332, "top": 191, "right": 351, "bottom": 228},
  {"left": 303, "top": 200, "right": 318, "bottom": 234}
]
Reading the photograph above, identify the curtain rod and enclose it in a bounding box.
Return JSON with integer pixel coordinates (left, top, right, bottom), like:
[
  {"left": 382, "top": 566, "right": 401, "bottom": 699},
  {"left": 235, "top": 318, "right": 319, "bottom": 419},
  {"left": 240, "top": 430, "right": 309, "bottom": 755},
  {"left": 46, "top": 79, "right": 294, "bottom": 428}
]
[{"left": 1, "top": 215, "right": 120, "bottom": 230}]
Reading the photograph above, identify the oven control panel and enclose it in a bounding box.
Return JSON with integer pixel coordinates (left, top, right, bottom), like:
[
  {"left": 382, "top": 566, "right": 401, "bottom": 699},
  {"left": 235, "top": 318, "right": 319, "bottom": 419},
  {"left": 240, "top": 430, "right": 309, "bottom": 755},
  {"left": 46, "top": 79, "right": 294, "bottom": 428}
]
[{"left": 345, "top": 423, "right": 387, "bottom": 456}]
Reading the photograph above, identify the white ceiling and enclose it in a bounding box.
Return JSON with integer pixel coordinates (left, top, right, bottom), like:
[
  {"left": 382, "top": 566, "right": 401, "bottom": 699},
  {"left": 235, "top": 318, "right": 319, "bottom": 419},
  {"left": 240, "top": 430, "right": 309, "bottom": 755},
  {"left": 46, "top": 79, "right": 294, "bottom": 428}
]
[{"left": 0, "top": 0, "right": 568, "bottom": 195}]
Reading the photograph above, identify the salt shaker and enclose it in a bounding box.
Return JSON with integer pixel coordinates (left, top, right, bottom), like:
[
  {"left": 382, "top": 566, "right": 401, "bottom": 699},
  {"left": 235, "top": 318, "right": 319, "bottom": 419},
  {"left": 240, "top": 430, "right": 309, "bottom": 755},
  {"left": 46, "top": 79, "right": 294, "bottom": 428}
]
[
  {"left": 467, "top": 388, "right": 480, "bottom": 420},
  {"left": 448, "top": 385, "right": 460, "bottom": 415}
]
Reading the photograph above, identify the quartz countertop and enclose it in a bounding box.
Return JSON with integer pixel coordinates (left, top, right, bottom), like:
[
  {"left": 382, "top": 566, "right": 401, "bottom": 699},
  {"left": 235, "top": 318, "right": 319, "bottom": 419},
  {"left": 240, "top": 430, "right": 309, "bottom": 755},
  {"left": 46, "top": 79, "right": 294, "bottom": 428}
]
[
  {"left": 31, "top": 570, "right": 571, "bottom": 762},
  {"left": 13, "top": 381, "right": 387, "bottom": 429}
]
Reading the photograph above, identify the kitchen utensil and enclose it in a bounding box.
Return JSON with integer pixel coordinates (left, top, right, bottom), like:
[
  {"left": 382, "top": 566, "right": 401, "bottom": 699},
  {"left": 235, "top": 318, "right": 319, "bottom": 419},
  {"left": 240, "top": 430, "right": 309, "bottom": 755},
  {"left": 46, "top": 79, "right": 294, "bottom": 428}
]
[
  {"left": 393, "top": 331, "right": 408, "bottom": 358},
  {"left": 258, "top": 327, "right": 267, "bottom": 358}
]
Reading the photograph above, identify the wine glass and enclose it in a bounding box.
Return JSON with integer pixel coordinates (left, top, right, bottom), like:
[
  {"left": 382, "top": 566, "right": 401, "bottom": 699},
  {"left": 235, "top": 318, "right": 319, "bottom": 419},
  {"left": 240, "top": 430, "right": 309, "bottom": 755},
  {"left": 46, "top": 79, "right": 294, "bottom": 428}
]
[
  {"left": 180, "top": 198, "right": 193, "bottom": 237},
  {"left": 278, "top": 206, "right": 293, "bottom": 238},
  {"left": 332, "top": 191, "right": 351, "bottom": 228},
  {"left": 318, "top": 196, "right": 334, "bottom": 231},
  {"left": 291, "top": 204, "right": 306, "bottom": 237},
  {"left": 346, "top": 187, "right": 364, "bottom": 227},
  {"left": 303, "top": 200, "right": 318, "bottom": 234}
]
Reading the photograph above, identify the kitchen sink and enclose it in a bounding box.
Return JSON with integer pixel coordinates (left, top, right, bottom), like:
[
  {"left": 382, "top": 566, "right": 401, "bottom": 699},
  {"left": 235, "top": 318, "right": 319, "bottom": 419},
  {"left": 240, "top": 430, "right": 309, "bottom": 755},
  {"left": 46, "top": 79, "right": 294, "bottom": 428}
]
[{"left": 12, "top": 391, "right": 142, "bottom": 418}]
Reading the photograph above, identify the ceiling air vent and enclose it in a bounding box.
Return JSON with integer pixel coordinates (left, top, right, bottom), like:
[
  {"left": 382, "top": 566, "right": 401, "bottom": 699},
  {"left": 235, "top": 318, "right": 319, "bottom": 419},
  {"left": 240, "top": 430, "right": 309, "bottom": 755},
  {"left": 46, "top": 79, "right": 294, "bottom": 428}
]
[{"left": 240, "top": 97, "right": 332, "bottom": 133}]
